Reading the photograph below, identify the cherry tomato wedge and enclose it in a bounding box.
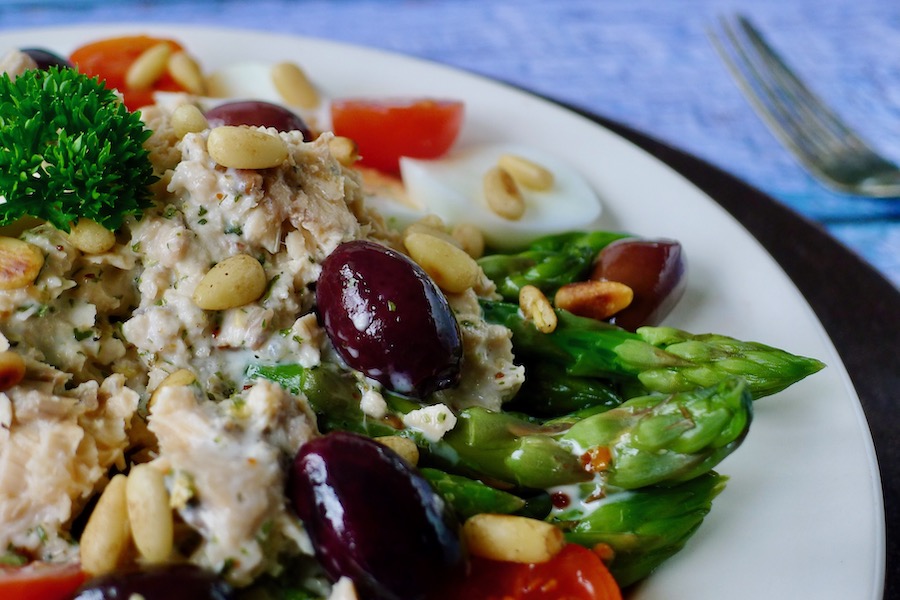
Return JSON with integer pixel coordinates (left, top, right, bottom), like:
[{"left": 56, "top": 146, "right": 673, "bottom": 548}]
[
  {"left": 70, "top": 35, "right": 187, "bottom": 111},
  {"left": 330, "top": 98, "right": 464, "bottom": 174},
  {"left": 0, "top": 562, "right": 86, "bottom": 600},
  {"left": 435, "top": 544, "right": 622, "bottom": 600}
]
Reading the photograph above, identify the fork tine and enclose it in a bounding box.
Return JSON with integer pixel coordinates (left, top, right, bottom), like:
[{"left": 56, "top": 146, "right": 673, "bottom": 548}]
[
  {"left": 709, "top": 16, "right": 838, "bottom": 163},
  {"left": 733, "top": 16, "right": 872, "bottom": 154},
  {"left": 708, "top": 15, "right": 900, "bottom": 194}
]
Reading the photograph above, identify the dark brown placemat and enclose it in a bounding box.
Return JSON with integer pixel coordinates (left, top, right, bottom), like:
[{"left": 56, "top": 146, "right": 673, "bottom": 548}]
[{"left": 582, "top": 112, "right": 898, "bottom": 600}]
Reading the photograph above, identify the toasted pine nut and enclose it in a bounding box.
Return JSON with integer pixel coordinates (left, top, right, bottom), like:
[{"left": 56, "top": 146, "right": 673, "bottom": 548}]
[
  {"left": 404, "top": 232, "right": 481, "bottom": 294},
  {"left": 126, "top": 464, "right": 174, "bottom": 563},
  {"left": 376, "top": 436, "right": 420, "bottom": 466},
  {"left": 271, "top": 61, "right": 320, "bottom": 109},
  {"left": 519, "top": 285, "right": 557, "bottom": 334},
  {"left": 125, "top": 42, "right": 173, "bottom": 91},
  {"left": 463, "top": 514, "right": 565, "bottom": 563},
  {"left": 403, "top": 216, "right": 459, "bottom": 249},
  {"left": 554, "top": 280, "right": 634, "bottom": 321},
  {"left": 68, "top": 218, "right": 116, "bottom": 255},
  {"left": 450, "top": 223, "right": 485, "bottom": 259},
  {"left": 149, "top": 368, "right": 196, "bottom": 408},
  {"left": 497, "top": 153, "right": 554, "bottom": 190},
  {"left": 207, "top": 126, "right": 289, "bottom": 170},
  {"left": 80, "top": 474, "right": 132, "bottom": 575},
  {"left": 483, "top": 166, "right": 525, "bottom": 220},
  {"left": 0, "top": 236, "right": 44, "bottom": 290},
  {"left": 171, "top": 104, "right": 209, "bottom": 138},
  {"left": 193, "top": 253, "right": 268, "bottom": 310},
  {"left": 167, "top": 50, "right": 205, "bottom": 95},
  {"left": 328, "top": 136, "right": 359, "bottom": 166},
  {"left": 0, "top": 351, "right": 25, "bottom": 391}
]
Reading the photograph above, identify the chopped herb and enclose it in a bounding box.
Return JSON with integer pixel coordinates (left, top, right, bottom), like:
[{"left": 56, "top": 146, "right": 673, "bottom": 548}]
[{"left": 73, "top": 328, "right": 94, "bottom": 341}]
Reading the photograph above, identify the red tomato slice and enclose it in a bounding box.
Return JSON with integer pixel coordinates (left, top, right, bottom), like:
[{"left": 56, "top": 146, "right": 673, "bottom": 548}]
[
  {"left": 436, "top": 544, "right": 622, "bottom": 600},
  {"left": 70, "top": 35, "right": 187, "bottom": 111},
  {"left": 0, "top": 562, "right": 87, "bottom": 600},
  {"left": 330, "top": 98, "right": 464, "bottom": 174}
]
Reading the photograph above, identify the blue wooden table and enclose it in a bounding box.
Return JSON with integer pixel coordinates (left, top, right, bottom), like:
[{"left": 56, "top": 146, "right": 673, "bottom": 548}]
[{"left": 2, "top": 0, "right": 898, "bottom": 289}]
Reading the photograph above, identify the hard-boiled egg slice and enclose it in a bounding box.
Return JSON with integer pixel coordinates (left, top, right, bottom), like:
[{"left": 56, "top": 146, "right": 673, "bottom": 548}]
[{"left": 382, "top": 144, "right": 602, "bottom": 250}]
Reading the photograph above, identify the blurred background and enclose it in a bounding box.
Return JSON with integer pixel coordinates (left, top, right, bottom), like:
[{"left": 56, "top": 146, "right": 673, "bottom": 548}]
[{"left": 2, "top": 0, "right": 899, "bottom": 287}]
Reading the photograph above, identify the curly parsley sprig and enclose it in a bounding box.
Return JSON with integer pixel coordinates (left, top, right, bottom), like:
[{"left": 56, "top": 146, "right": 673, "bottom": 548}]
[{"left": 0, "top": 67, "right": 157, "bottom": 232}]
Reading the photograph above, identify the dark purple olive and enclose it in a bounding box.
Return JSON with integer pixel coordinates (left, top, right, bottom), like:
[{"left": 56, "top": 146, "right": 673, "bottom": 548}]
[
  {"left": 591, "top": 238, "right": 686, "bottom": 331},
  {"left": 289, "top": 431, "right": 463, "bottom": 600},
  {"left": 205, "top": 100, "right": 312, "bottom": 139},
  {"left": 20, "top": 47, "right": 73, "bottom": 70},
  {"left": 316, "top": 240, "right": 462, "bottom": 398},
  {"left": 72, "top": 564, "right": 233, "bottom": 600}
]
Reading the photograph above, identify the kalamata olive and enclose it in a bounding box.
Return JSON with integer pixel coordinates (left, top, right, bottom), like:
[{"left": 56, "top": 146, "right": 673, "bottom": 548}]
[
  {"left": 72, "top": 564, "right": 233, "bottom": 600},
  {"left": 289, "top": 431, "right": 463, "bottom": 600},
  {"left": 205, "top": 100, "right": 312, "bottom": 139},
  {"left": 20, "top": 47, "right": 73, "bottom": 70},
  {"left": 591, "top": 238, "right": 686, "bottom": 331},
  {"left": 315, "top": 239, "right": 462, "bottom": 398}
]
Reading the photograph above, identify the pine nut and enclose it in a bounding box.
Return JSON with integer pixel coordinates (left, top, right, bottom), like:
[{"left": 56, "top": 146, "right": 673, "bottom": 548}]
[
  {"left": 376, "top": 436, "right": 420, "bottom": 466},
  {"left": 207, "top": 126, "right": 289, "bottom": 170},
  {"left": 463, "top": 514, "right": 565, "bottom": 563},
  {"left": 125, "top": 42, "right": 173, "bottom": 91},
  {"left": 171, "top": 103, "right": 209, "bottom": 138},
  {"left": 0, "top": 236, "right": 44, "bottom": 290},
  {"left": 554, "top": 280, "right": 634, "bottom": 321},
  {"left": 328, "top": 136, "right": 359, "bottom": 166},
  {"left": 404, "top": 216, "right": 459, "bottom": 249},
  {"left": 126, "top": 464, "right": 174, "bottom": 563},
  {"left": 271, "top": 61, "right": 320, "bottom": 109},
  {"left": 450, "top": 223, "right": 485, "bottom": 259},
  {"left": 483, "top": 166, "right": 525, "bottom": 220},
  {"left": 193, "top": 253, "right": 268, "bottom": 310},
  {"left": 80, "top": 474, "right": 132, "bottom": 575},
  {"left": 0, "top": 351, "right": 25, "bottom": 391},
  {"left": 68, "top": 218, "right": 116, "bottom": 254},
  {"left": 149, "top": 368, "right": 196, "bottom": 408},
  {"left": 404, "top": 232, "right": 481, "bottom": 294},
  {"left": 497, "top": 154, "right": 554, "bottom": 190},
  {"left": 519, "top": 285, "right": 557, "bottom": 333},
  {"left": 167, "top": 50, "right": 205, "bottom": 95}
]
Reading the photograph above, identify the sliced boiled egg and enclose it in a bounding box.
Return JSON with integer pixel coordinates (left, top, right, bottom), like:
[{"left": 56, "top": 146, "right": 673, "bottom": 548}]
[{"left": 366, "top": 144, "right": 602, "bottom": 250}]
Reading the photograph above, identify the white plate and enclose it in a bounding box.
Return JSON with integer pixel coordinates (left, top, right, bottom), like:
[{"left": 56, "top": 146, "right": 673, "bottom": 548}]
[{"left": 0, "top": 24, "right": 885, "bottom": 600}]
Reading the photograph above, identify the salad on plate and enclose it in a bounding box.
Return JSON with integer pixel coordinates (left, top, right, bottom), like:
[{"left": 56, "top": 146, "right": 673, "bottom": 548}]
[{"left": 0, "top": 33, "right": 824, "bottom": 600}]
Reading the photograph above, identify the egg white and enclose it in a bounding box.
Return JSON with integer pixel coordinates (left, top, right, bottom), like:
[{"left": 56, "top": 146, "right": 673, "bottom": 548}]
[{"left": 366, "top": 144, "right": 602, "bottom": 250}]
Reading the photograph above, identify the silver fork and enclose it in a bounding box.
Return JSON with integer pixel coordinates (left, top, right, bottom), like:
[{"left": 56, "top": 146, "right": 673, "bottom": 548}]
[{"left": 708, "top": 15, "right": 900, "bottom": 198}]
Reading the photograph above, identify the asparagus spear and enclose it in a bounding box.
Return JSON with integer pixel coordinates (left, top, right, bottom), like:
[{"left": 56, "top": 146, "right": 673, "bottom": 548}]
[
  {"left": 549, "top": 472, "right": 727, "bottom": 587},
  {"left": 561, "top": 377, "right": 752, "bottom": 489},
  {"left": 505, "top": 360, "right": 625, "bottom": 417},
  {"left": 478, "top": 230, "right": 628, "bottom": 301},
  {"left": 481, "top": 299, "right": 825, "bottom": 399},
  {"left": 245, "top": 363, "right": 588, "bottom": 488},
  {"left": 419, "top": 468, "right": 526, "bottom": 518},
  {"left": 247, "top": 363, "right": 749, "bottom": 492}
]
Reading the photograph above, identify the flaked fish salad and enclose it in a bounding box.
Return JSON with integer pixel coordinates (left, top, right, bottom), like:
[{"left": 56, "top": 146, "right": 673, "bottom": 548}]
[{"left": 0, "top": 35, "right": 824, "bottom": 600}]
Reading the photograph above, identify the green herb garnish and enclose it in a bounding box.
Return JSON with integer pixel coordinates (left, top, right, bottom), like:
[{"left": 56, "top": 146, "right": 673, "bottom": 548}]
[{"left": 0, "top": 67, "right": 157, "bottom": 232}]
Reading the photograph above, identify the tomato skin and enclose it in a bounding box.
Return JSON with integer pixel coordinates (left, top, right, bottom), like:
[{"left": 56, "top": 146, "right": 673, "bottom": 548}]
[
  {"left": 0, "top": 562, "right": 87, "bottom": 600},
  {"left": 330, "top": 98, "right": 464, "bottom": 174},
  {"left": 435, "top": 544, "right": 622, "bottom": 600},
  {"left": 69, "top": 35, "right": 186, "bottom": 111}
]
